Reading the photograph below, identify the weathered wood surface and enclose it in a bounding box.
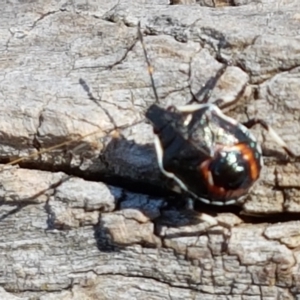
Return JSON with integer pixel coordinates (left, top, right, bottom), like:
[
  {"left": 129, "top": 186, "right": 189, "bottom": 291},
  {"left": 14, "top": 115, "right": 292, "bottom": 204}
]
[{"left": 1, "top": 0, "right": 300, "bottom": 299}]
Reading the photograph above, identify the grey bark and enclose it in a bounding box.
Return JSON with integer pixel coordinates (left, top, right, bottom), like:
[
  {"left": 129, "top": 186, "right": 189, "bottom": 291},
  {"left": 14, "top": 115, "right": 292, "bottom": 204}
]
[{"left": 1, "top": 0, "right": 300, "bottom": 299}]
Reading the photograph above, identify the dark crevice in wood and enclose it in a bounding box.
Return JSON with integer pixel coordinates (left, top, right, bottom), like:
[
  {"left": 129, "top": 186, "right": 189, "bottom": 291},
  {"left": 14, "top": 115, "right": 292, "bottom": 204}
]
[
  {"left": 1, "top": 158, "right": 300, "bottom": 225},
  {"left": 2, "top": 159, "right": 171, "bottom": 198}
]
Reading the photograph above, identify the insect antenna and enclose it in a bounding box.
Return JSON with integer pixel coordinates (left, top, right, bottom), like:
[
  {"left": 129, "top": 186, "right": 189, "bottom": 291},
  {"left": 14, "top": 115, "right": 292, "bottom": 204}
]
[{"left": 137, "top": 22, "right": 159, "bottom": 103}]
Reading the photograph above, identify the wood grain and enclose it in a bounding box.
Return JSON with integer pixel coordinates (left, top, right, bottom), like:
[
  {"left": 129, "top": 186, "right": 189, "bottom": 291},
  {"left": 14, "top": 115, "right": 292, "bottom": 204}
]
[{"left": 1, "top": 0, "right": 300, "bottom": 299}]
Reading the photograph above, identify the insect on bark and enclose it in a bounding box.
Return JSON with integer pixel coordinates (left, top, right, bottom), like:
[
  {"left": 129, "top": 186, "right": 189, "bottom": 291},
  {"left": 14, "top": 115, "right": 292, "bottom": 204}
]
[
  {"left": 138, "top": 22, "right": 298, "bottom": 207},
  {"left": 3, "top": 23, "right": 298, "bottom": 212}
]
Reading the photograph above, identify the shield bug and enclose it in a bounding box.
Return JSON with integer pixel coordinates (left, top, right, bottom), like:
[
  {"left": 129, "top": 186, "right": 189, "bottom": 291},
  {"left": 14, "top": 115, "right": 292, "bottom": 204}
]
[
  {"left": 145, "top": 103, "right": 263, "bottom": 206},
  {"left": 138, "top": 23, "right": 298, "bottom": 206}
]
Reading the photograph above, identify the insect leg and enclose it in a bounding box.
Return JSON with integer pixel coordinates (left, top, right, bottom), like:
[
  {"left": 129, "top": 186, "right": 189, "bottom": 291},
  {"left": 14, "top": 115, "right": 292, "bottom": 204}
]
[{"left": 242, "top": 118, "right": 298, "bottom": 158}]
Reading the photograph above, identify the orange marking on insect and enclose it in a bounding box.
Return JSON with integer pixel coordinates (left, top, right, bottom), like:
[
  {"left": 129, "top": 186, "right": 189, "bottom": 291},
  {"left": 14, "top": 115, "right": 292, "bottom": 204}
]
[
  {"left": 232, "top": 143, "right": 260, "bottom": 181},
  {"left": 199, "top": 142, "right": 260, "bottom": 199},
  {"left": 199, "top": 159, "right": 228, "bottom": 197}
]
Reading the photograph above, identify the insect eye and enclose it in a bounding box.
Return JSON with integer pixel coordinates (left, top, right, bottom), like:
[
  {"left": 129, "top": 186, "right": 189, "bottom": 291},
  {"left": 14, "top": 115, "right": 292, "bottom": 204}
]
[{"left": 209, "top": 150, "right": 248, "bottom": 190}]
